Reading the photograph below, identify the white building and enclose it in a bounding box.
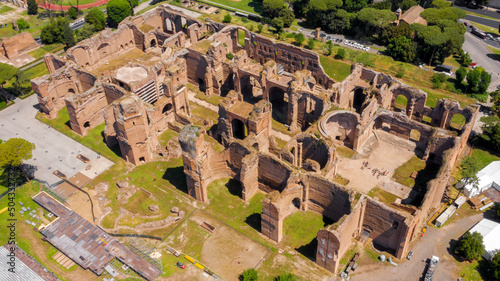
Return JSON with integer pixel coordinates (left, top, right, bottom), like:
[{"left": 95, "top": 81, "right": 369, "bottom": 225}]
[
  {"left": 469, "top": 219, "right": 500, "bottom": 260},
  {"left": 463, "top": 161, "right": 500, "bottom": 198}
]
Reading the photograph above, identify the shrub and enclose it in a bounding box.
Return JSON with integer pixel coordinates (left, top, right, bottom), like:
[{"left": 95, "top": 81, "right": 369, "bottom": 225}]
[
  {"left": 226, "top": 52, "right": 234, "bottom": 60},
  {"left": 223, "top": 13, "right": 232, "bottom": 23},
  {"left": 456, "top": 231, "right": 484, "bottom": 261},
  {"left": 27, "top": 0, "right": 38, "bottom": 15},
  {"left": 240, "top": 268, "right": 258, "bottom": 281},
  {"left": 68, "top": 7, "right": 79, "bottom": 19},
  {"left": 16, "top": 19, "right": 30, "bottom": 31},
  {"left": 306, "top": 37, "right": 315, "bottom": 50},
  {"left": 336, "top": 48, "right": 346, "bottom": 59},
  {"left": 257, "top": 24, "right": 264, "bottom": 33},
  {"left": 276, "top": 272, "right": 297, "bottom": 281},
  {"left": 431, "top": 73, "right": 447, "bottom": 89},
  {"left": 85, "top": 8, "right": 106, "bottom": 31}
]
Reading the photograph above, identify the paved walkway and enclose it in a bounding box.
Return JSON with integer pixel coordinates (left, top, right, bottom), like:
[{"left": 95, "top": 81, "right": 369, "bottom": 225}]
[
  {"left": 38, "top": 0, "right": 108, "bottom": 11},
  {"left": 0, "top": 95, "right": 102, "bottom": 185}
]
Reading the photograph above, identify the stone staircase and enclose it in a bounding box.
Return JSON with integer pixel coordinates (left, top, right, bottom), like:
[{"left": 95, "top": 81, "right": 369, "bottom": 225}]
[{"left": 134, "top": 80, "right": 160, "bottom": 104}]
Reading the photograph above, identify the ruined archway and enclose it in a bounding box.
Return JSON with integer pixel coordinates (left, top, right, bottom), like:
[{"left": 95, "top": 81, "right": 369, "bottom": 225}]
[
  {"left": 352, "top": 88, "right": 366, "bottom": 114},
  {"left": 269, "top": 87, "right": 288, "bottom": 124},
  {"left": 162, "top": 103, "right": 173, "bottom": 114},
  {"left": 150, "top": 39, "right": 157, "bottom": 47},
  {"left": 232, "top": 118, "right": 247, "bottom": 140},
  {"left": 395, "top": 94, "right": 408, "bottom": 112},
  {"left": 240, "top": 75, "right": 262, "bottom": 103},
  {"left": 198, "top": 78, "right": 205, "bottom": 92}
]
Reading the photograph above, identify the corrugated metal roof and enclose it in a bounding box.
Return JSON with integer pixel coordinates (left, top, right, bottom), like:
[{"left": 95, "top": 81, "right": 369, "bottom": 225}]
[
  {"left": 469, "top": 219, "right": 500, "bottom": 260},
  {"left": 0, "top": 247, "right": 46, "bottom": 281}
]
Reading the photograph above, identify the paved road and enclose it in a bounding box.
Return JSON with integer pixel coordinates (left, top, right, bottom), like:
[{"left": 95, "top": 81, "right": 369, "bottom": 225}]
[
  {"left": 458, "top": 5, "right": 500, "bottom": 19},
  {"left": 351, "top": 213, "right": 484, "bottom": 281},
  {"left": 465, "top": 14, "right": 500, "bottom": 29},
  {"left": 462, "top": 32, "right": 500, "bottom": 91},
  {"left": 0, "top": 95, "right": 99, "bottom": 185}
]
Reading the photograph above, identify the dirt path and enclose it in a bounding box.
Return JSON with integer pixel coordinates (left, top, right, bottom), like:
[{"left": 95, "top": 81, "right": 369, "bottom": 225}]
[
  {"left": 351, "top": 213, "right": 484, "bottom": 281},
  {"left": 0, "top": 3, "right": 26, "bottom": 24}
]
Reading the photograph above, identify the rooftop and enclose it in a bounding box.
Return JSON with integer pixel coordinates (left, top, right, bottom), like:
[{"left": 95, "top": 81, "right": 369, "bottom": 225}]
[
  {"left": 0, "top": 244, "right": 61, "bottom": 281},
  {"left": 469, "top": 218, "right": 500, "bottom": 260},
  {"left": 33, "top": 192, "right": 162, "bottom": 281}
]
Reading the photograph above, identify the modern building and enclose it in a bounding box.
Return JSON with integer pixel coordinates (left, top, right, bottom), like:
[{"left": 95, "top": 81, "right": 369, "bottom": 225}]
[
  {"left": 463, "top": 161, "right": 500, "bottom": 198},
  {"left": 468, "top": 218, "right": 500, "bottom": 260}
]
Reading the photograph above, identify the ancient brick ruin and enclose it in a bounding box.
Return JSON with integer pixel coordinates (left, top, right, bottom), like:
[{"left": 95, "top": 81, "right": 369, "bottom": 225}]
[{"left": 32, "top": 5, "right": 479, "bottom": 275}]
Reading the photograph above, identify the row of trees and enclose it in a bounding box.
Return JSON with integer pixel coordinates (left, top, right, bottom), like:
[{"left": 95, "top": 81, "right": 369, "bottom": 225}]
[{"left": 240, "top": 269, "right": 298, "bottom": 281}]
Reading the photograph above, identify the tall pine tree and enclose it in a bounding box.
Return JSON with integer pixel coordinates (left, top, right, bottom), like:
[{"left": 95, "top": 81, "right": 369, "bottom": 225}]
[
  {"left": 27, "top": 0, "right": 38, "bottom": 15},
  {"left": 63, "top": 24, "right": 76, "bottom": 48}
]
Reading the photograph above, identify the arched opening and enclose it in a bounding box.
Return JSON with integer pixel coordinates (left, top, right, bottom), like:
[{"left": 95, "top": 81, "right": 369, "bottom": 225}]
[
  {"left": 97, "top": 43, "right": 110, "bottom": 56},
  {"left": 68, "top": 88, "right": 75, "bottom": 94},
  {"left": 198, "top": 78, "right": 205, "bottom": 92},
  {"left": 232, "top": 118, "right": 247, "bottom": 140},
  {"left": 83, "top": 121, "right": 90, "bottom": 128},
  {"left": 162, "top": 103, "right": 173, "bottom": 114},
  {"left": 410, "top": 129, "right": 420, "bottom": 142},
  {"left": 240, "top": 75, "right": 262, "bottom": 103},
  {"left": 269, "top": 87, "right": 288, "bottom": 124},
  {"left": 150, "top": 39, "right": 157, "bottom": 48},
  {"left": 450, "top": 113, "right": 466, "bottom": 130},
  {"left": 139, "top": 157, "right": 145, "bottom": 163},
  {"left": 220, "top": 73, "right": 234, "bottom": 97},
  {"left": 292, "top": 197, "right": 301, "bottom": 209},
  {"left": 353, "top": 88, "right": 367, "bottom": 114},
  {"left": 395, "top": 94, "right": 408, "bottom": 112}
]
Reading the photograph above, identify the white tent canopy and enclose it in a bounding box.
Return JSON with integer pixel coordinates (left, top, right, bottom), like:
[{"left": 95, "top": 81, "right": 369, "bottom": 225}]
[
  {"left": 469, "top": 219, "right": 500, "bottom": 260},
  {"left": 464, "top": 161, "right": 500, "bottom": 198}
]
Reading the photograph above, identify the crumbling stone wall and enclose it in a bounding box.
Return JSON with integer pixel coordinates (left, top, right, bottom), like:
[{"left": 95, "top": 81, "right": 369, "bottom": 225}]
[
  {"left": 0, "top": 32, "right": 37, "bottom": 59},
  {"left": 65, "top": 84, "right": 107, "bottom": 135}
]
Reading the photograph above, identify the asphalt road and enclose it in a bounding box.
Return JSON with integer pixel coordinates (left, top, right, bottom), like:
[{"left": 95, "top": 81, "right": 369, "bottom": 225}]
[
  {"left": 465, "top": 14, "right": 500, "bottom": 29},
  {"left": 462, "top": 32, "right": 500, "bottom": 91},
  {"left": 457, "top": 5, "right": 500, "bottom": 19}
]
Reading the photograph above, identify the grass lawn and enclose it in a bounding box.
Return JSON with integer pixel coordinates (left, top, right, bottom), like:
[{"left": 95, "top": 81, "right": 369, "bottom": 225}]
[
  {"left": 188, "top": 102, "right": 219, "bottom": 125},
  {"left": 480, "top": 114, "right": 500, "bottom": 127},
  {"left": 444, "top": 55, "right": 462, "bottom": 69},
  {"left": 197, "top": 0, "right": 261, "bottom": 14},
  {"left": 28, "top": 44, "right": 65, "bottom": 59},
  {"left": 0, "top": 96, "right": 7, "bottom": 110},
  {"left": 472, "top": 22, "right": 500, "bottom": 35},
  {"left": 203, "top": 178, "right": 271, "bottom": 247},
  {"left": 367, "top": 187, "right": 400, "bottom": 203},
  {"left": 392, "top": 156, "right": 426, "bottom": 187},
  {"left": 395, "top": 94, "right": 408, "bottom": 109},
  {"left": 450, "top": 112, "right": 466, "bottom": 130},
  {"left": 336, "top": 146, "right": 355, "bottom": 159},
  {"left": 61, "top": 0, "right": 98, "bottom": 6},
  {"left": 272, "top": 119, "right": 293, "bottom": 136},
  {"left": 470, "top": 147, "right": 500, "bottom": 170},
  {"left": 0, "top": 11, "right": 53, "bottom": 38},
  {"left": 319, "top": 55, "right": 352, "bottom": 81},
  {"left": 0, "top": 4, "right": 15, "bottom": 14},
  {"left": 487, "top": 46, "right": 500, "bottom": 61},
  {"left": 194, "top": 92, "right": 223, "bottom": 106}
]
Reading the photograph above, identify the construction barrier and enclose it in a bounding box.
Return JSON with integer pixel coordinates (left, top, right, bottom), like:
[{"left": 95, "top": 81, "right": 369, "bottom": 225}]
[{"left": 184, "top": 255, "right": 195, "bottom": 263}]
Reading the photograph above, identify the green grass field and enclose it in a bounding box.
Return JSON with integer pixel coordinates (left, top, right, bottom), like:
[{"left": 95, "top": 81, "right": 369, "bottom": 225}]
[
  {"left": 367, "top": 187, "right": 400, "bottom": 203},
  {"left": 392, "top": 156, "right": 426, "bottom": 187},
  {"left": 319, "top": 55, "right": 352, "bottom": 82},
  {"left": 470, "top": 147, "right": 500, "bottom": 170},
  {"left": 0, "top": 4, "right": 15, "bottom": 14},
  {"left": 197, "top": 0, "right": 261, "bottom": 14}
]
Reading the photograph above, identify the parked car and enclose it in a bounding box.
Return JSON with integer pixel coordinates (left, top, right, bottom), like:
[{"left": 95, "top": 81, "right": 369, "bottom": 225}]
[{"left": 407, "top": 250, "right": 414, "bottom": 260}]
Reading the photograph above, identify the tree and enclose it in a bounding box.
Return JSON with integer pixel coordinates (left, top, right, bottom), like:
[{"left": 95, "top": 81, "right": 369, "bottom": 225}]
[
  {"left": 11, "top": 70, "right": 29, "bottom": 96},
  {"left": 306, "top": 37, "right": 315, "bottom": 50},
  {"left": 459, "top": 51, "right": 472, "bottom": 67},
  {"left": 107, "top": 0, "right": 132, "bottom": 28},
  {"left": 276, "top": 273, "right": 297, "bottom": 281},
  {"left": 456, "top": 231, "right": 484, "bottom": 261},
  {"left": 466, "top": 67, "right": 481, "bottom": 92},
  {"left": 399, "top": 0, "right": 417, "bottom": 11},
  {"left": 325, "top": 40, "right": 333, "bottom": 56},
  {"left": 492, "top": 251, "right": 500, "bottom": 280},
  {"left": 271, "top": 17, "right": 284, "bottom": 32},
  {"left": 27, "top": 0, "right": 38, "bottom": 15},
  {"left": 41, "top": 18, "right": 68, "bottom": 44},
  {"left": 492, "top": 90, "right": 500, "bottom": 112},
  {"left": 85, "top": 8, "right": 106, "bottom": 31},
  {"left": 257, "top": 24, "right": 264, "bottom": 33},
  {"left": 76, "top": 23, "right": 95, "bottom": 41},
  {"left": 344, "top": 0, "right": 368, "bottom": 12},
  {"left": 356, "top": 8, "right": 396, "bottom": 36},
  {"left": 430, "top": 73, "right": 447, "bottom": 89},
  {"left": 455, "top": 66, "right": 467, "bottom": 84},
  {"left": 459, "top": 156, "right": 481, "bottom": 191},
  {"left": 240, "top": 268, "right": 258, "bottom": 281},
  {"left": 386, "top": 36, "right": 416, "bottom": 63},
  {"left": 279, "top": 7, "right": 294, "bottom": 27},
  {"left": 480, "top": 124, "right": 500, "bottom": 151},
  {"left": 38, "top": 0, "right": 53, "bottom": 18},
  {"left": 478, "top": 70, "right": 492, "bottom": 94},
  {"left": 263, "top": 0, "right": 286, "bottom": 19},
  {"left": 0, "top": 63, "right": 17, "bottom": 88},
  {"left": 16, "top": 19, "right": 30, "bottom": 31},
  {"left": 335, "top": 48, "right": 346, "bottom": 59},
  {"left": 294, "top": 32, "right": 305, "bottom": 46},
  {"left": 371, "top": 0, "right": 391, "bottom": 10},
  {"left": 68, "top": 7, "right": 79, "bottom": 19},
  {"left": 64, "top": 23, "right": 76, "bottom": 47},
  {"left": 0, "top": 138, "right": 36, "bottom": 167},
  {"left": 223, "top": 13, "right": 232, "bottom": 23},
  {"left": 431, "top": 0, "right": 452, "bottom": 8}
]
